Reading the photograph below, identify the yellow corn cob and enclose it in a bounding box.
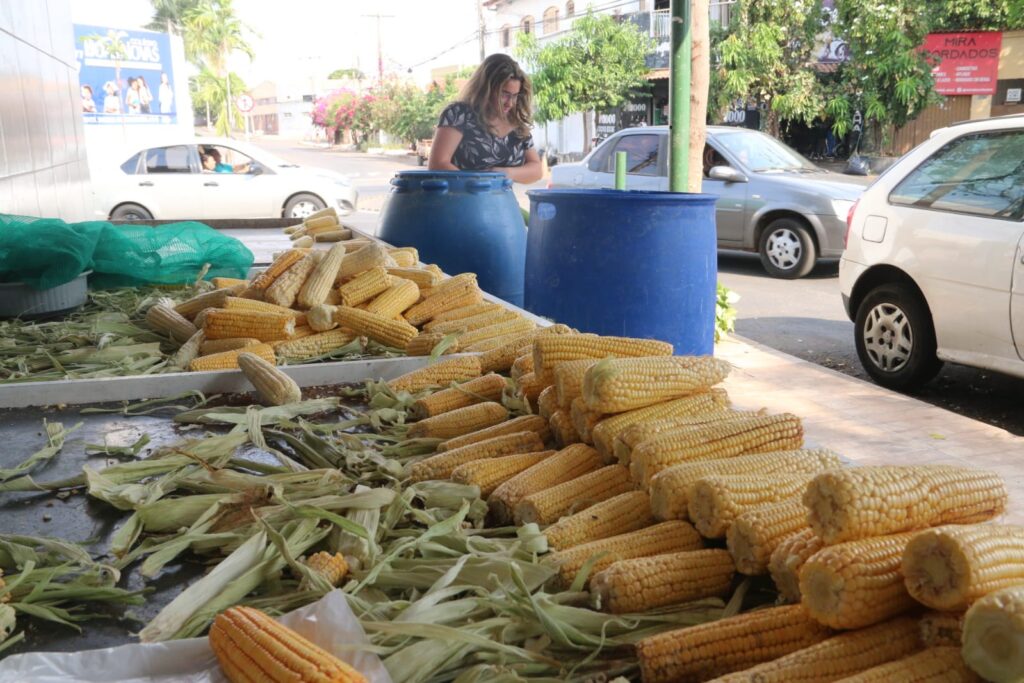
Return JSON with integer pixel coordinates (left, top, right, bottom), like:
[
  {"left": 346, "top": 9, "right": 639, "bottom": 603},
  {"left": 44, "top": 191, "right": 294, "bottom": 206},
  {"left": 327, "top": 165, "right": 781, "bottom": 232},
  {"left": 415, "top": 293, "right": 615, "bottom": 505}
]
[
  {"left": 335, "top": 242, "right": 392, "bottom": 282},
  {"left": 902, "top": 524, "right": 1024, "bottom": 612},
  {"left": 334, "top": 307, "right": 418, "bottom": 350},
  {"left": 590, "top": 389, "right": 731, "bottom": 460},
  {"left": 510, "top": 353, "right": 535, "bottom": 380},
  {"left": 146, "top": 303, "right": 199, "bottom": 343},
  {"left": 173, "top": 288, "right": 232, "bottom": 319},
  {"left": 549, "top": 409, "right": 580, "bottom": 447},
  {"left": 425, "top": 307, "right": 518, "bottom": 334},
  {"left": 296, "top": 243, "right": 347, "bottom": 309},
  {"left": 635, "top": 604, "right": 832, "bottom": 683},
  {"left": 211, "top": 277, "right": 248, "bottom": 289},
  {"left": 307, "top": 303, "right": 338, "bottom": 332},
  {"left": 238, "top": 352, "right": 302, "bottom": 405},
  {"left": 553, "top": 358, "right": 599, "bottom": 408},
  {"left": 919, "top": 611, "right": 964, "bottom": 648},
  {"left": 533, "top": 334, "right": 675, "bottom": 383},
  {"left": 514, "top": 464, "right": 634, "bottom": 526},
  {"left": 222, "top": 296, "right": 306, "bottom": 326},
  {"left": 387, "top": 355, "right": 482, "bottom": 393},
  {"left": 962, "top": 584, "right": 1024, "bottom": 682},
  {"left": 805, "top": 465, "right": 1008, "bottom": 546},
  {"left": 651, "top": 448, "right": 842, "bottom": 522},
  {"left": 429, "top": 302, "right": 503, "bottom": 324},
  {"left": 189, "top": 343, "right": 276, "bottom": 372},
  {"left": 199, "top": 337, "right": 261, "bottom": 355},
  {"left": 203, "top": 309, "right": 296, "bottom": 342},
  {"left": 450, "top": 451, "right": 554, "bottom": 497},
  {"left": 404, "top": 274, "right": 483, "bottom": 326},
  {"left": 569, "top": 396, "right": 604, "bottom": 444},
  {"left": 800, "top": 532, "right": 919, "bottom": 629},
  {"left": 424, "top": 264, "right": 444, "bottom": 276},
  {"left": 709, "top": 616, "right": 922, "bottom": 683},
  {"left": 386, "top": 247, "right": 418, "bottom": 268},
  {"left": 337, "top": 265, "right": 392, "bottom": 307},
  {"left": 365, "top": 278, "right": 419, "bottom": 318},
  {"left": 304, "top": 551, "right": 349, "bottom": 587},
  {"left": 476, "top": 325, "right": 575, "bottom": 373},
  {"left": 769, "top": 528, "right": 825, "bottom": 604},
  {"left": 834, "top": 646, "right": 979, "bottom": 683},
  {"left": 545, "top": 520, "right": 704, "bottom": 589},
  {"left": 543, "top": 490, "right": 653, "bottom": 550},
  {"left": 583, "top": 355, "right": 732, "bottom": 413},
  {"left": 169, "top": 329, "right": 205, "bottom": 369},
  {"left": 437, "top": 414, "right": 550, "bottom": 452},
  {"left": 265, "top": 251, "right": 324, "bottom": 308},
  {"left": 688, "top": 472, "right": 818, "bottom": 539},
  {"left": 408, "top": 431, "right": 546, "bottom": 482},
  {"left": 455, "top": 318, "right": 536, "bottom": 349},
  {"left": 406, "top": 401, "right": 509, "bottom": 440},
  {"left": 727, "top": 499, "right": 817, "bottom": 576},
  {"left": 314, "top": 229, "right": 352, "bottom": 243},
  {"left": 386, "top": 266, "right": 442, "bottom": 288},
  {"left": 274, "top": 329, "right": 358, "bottom": 361},
  {"left": 536, "top": 385, "right": 559, "bottom": 421},
  {"left": 208, "top": 605, "right": 367, "bottom": 683},
  {"left": 516, "top": 372, "right": 545, "bottom": 407},
  {"left": 404, "top": 332, "right": 460, "bottom": 356},
  {"left": 615, "top": 410, "right": 764, "bottom": 465},
  {"left": 278, "top": 325, "right": 315, "bottom": 343},
  {"left": 592, "top": 548, "right": 735, "bottom": 614},
  {"left": 291, "top": 235, "right": 315, "bottom": 248},
  {"left": 410, "top": 373, "right": 508, "bottom": 419},
  {"left": 631, "top": 413, "right": 804, "bottom": 486},
  {"left": 488, "top": 444, "right": 604, "bottom": 524}
]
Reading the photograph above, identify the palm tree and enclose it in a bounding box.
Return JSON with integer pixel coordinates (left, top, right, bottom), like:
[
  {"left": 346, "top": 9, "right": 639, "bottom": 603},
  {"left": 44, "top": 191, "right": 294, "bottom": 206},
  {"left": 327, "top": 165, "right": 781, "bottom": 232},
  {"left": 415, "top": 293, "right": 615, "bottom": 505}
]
[{"left": 146, "top": 0, "right": 202, "bottom": 35}]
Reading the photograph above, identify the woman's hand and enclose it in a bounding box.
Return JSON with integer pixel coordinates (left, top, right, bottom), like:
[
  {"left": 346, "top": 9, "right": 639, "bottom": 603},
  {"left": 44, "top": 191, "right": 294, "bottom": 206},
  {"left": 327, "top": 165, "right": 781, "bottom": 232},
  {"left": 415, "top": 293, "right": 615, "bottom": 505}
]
[
  {"left": 492, "top": 148, "right": 543, "bottom": 184},
  {"left": 427, "top": 127, "right": 462, "bottom": 171}
]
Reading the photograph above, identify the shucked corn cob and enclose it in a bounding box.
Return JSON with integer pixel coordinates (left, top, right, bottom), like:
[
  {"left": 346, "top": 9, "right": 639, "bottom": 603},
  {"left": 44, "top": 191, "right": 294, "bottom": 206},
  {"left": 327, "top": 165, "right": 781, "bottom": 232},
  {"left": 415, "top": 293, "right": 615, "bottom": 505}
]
[
  {"left": 222, "top": 296, "right": 306, "bottom": 326},
  {"left": 543, "top": 490, "right": 654, "bottom": 550},
  {"left": 334, "top": 307, "right": 418, "bottom": 350},
  {"left": 297, "top": 242, "right": 348, "bottom": 309},
  {"left": 727, "top": 499, "right": 814, "bottom": 575},
  {"left": 338, "top": 265, "right": 392, "bottom": 307},
  {"left": 249, "top": 249, "right": 306, "bottom": 293},
  {"left": 532, "top": 334, "right": 675, "bottom": 383},
  {"left": 409, "top": 373, "right": 507, "bottom": 419},
  {"left": 265, "top": 251, "right": 324, "bottom": 308},
  {"left": 274, "top": 329, "right": 357, "bottom": 361},
  {"left": 545, "top": 520, "right": 703, "bottom": 589},
  {"left": 425, "top": 307, "right": 518, "bottom": 335},
  {"left": 146, "top": 303, "right": 198, "bottom": 343},
  {"left": 189, "top": 343, "right": 276, "bottom": 372},
  {"left": 403, "top": 332, "right": 460, "bottom": 357},
  {"left": 919, "top": 610, "right": 964, "bottom": 648},
  {"left": 536, "top": 385, "right": 559, "bottom": 420},
  {"left": 208, "top": 606, "right": 367, "bottom": 683},
  {"left": 336, "top": 242, "right": 392, "bottom": 282},
  {"left": 635, "top": 604, "right": 832, "bottom": 683},
  {"left": 833, "top": 646, "right": 980, "bottom": 683},
  {"left": 569, "top": 396, "right": 604, "bottom": 444},
  {"left": 592, "top": 548, "right": 735, "bottom": 614},
  {"left": 237, "top": 352, "right": 302, "bottom": 405},
  {"left": 514, "top": 464, "right": 634, "bottom": 526},
  {"left": 510, "top": 352, "right": 535, "bottom": 380},
  {"left": 404, "top": 274, "right": 482, "bottom": 326},
  {"left": 769, "top": 527, "right": 825, "bottom": 603},
  {"left": 199, "top": 337, "right": 261, "bottom": 356},
  {"left": 488, "top": 444, "right": 604, "bottom": 524},
  {"left": 406, "top": 401, "right": 508, "bottom": 440},
  {"left": 450, "top": 451, "right": 553, "bottom": 497},
  {"left": 408, "top": 431, "right": 546, "bottom": 482},
  {"left": 962, "top": 584, "right": 1024, "bottom": 683},
  {"left": 803, "top": 465, "right": 1008, "bottom": 545},
  {"left": 173, "top": 288, "right": 232, "bottom": 320},
  {"left": 582, "top": 355, "right": 732, "bottom": 413},
  {"left": 553, "top": 359, "right": 598, "bottom": 409},
  {"left": 614, "top": 409, "right": 762, "bottom": 466},
  {"left": 169, "top": 329, "right": 204, "bottom": 369},
  {"left": 688, "top": 472, "right": 818, "bottom": 539},
  {"left": 203, "top": 309, "right": 296, "bottom": 342},
  {"left": 436, "top": 414, "right": 550, "bottom": 452},
  {"left": 902, "top": 524, "right": 1024, "bottom": 611},
  {"left": 549, "top": 409, "right": 581, "bottom": 447},
  {"left": 304, "top": 551, "right": 349, "bottom": 587},
  {"left": 428, "top": 301, "right": 502, "bottom": 324},
  {"left": 387, "top": 355, "right": 482, "bottom": 393},
  {"left": 799, "top": 531, "right": 919, "bottom": 629},
  {"left": 475, "top": 324, "right": 574, "bottom": 373},
  {"left": 364, "top": 278, "right": 419, "bottom": 318}
]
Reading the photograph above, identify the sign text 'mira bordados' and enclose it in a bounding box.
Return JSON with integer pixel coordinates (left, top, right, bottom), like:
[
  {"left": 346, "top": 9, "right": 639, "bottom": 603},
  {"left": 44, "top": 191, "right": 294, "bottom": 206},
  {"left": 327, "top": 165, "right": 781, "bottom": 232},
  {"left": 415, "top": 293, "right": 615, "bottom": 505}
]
[
  {"left": 74, "top": 24, "right": 177, "bottom": 125},
  {"left": 922, "top": 32, "right": 1002, "bottom": 96}
]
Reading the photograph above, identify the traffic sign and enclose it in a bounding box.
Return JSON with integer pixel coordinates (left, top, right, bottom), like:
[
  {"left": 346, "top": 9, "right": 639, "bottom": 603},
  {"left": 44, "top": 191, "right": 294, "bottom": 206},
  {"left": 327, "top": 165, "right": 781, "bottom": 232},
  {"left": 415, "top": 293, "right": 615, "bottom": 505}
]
[{"left": 236, "top": 94, "right": 254, "bottom": 113}]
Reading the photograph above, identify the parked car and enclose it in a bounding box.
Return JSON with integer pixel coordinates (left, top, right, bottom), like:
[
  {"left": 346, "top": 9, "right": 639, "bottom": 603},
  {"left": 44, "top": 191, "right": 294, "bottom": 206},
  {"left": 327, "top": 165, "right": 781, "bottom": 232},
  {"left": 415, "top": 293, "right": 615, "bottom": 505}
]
[
  {"left": 840, "top": 114, "right": 1024, "bottom": 391},
  {"left": 93, "top": 136, "right": 358, "bottom": 221},
  {"left": 549, "top": 126, "right": 870, "bottom": 278}
]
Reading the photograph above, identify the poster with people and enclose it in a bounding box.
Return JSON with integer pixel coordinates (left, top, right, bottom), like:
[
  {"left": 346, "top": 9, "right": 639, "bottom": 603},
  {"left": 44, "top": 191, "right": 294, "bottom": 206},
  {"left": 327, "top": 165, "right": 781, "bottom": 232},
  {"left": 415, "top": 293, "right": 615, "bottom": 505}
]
[{"left": 74, "top": 24, "right": 177, "bottom": 125}]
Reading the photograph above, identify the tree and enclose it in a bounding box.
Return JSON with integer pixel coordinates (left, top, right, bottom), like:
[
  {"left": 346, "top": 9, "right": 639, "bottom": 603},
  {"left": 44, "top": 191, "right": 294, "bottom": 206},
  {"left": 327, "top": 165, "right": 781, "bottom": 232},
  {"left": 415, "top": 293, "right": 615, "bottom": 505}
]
[
  {"left": 372, "top": 76, "right": 461, "bottom": 145},
  {"left": 192, "top": 68, "right": 247, "bottom": 136},
  {"left": 146, "top": 0, "right": 201, "bottom": 34},
  {"left": 826, "top": 0, "right": 938, "bottom": 149},
  {"left": 688, "top": 0, "right": 712, "bottom": 193},
  {"left": 328, "top": 68, "right": 365, "bottom": 81},
  {"left": 517, "top": 13, "right": 654, "bottom": 153},
  {"left": 717, "top": 0, "right": 827, "bottom": 137},
  {"left": 928, "top": 0, "right": 1024, "bottom": 30}
]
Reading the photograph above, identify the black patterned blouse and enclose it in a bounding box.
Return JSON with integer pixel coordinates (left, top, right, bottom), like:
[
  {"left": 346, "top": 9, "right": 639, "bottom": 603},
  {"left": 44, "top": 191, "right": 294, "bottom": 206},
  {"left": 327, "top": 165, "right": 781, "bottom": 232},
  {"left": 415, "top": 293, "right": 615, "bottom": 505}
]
[{"left": 437, "top": 102, "right": 534, "bottom": 171}]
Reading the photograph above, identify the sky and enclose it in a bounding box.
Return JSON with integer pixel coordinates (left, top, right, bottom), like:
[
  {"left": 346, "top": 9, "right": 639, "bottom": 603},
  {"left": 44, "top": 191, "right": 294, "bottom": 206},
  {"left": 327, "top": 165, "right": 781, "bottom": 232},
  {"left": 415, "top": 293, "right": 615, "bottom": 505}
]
[{"left": 70, "top": 0, "right": 482, "bottom": 87}]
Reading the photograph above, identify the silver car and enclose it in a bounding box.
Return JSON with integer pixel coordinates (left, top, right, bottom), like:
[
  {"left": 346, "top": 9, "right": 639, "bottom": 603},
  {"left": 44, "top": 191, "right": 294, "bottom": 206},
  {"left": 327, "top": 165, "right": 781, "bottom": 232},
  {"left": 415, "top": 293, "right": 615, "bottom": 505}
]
[{"left": 549, "top": 126, "right": 870, "bottom": 278}]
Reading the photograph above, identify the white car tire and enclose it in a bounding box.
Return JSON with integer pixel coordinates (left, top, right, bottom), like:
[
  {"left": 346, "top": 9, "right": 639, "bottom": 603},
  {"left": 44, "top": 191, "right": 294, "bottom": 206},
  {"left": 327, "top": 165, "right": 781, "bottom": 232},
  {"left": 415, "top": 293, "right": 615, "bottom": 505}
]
[{"left": 283, "top": 193, "right": 326, "bottom": 219}]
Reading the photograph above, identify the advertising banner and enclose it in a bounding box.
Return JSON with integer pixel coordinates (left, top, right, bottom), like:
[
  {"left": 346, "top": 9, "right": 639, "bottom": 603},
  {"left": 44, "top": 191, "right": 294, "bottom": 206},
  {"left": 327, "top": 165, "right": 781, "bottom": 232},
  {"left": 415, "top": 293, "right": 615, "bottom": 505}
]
[
  {"left": 74, "top": 24, "right": 178, "bottom": 125},
  {"left": 922, "top": 32, "right": 1002, "bottom": 96}
]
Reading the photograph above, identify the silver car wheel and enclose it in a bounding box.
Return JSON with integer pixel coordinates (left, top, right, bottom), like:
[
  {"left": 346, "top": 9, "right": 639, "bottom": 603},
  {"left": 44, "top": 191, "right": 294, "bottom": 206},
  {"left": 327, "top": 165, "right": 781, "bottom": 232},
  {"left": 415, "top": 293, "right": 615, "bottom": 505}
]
[
  {"left": 289, "top": 200, "right": 320, "bottom": 218},
  {"left": 765, "top": 228, "right": 803, "bottom": 271},
  {"left": 862, "top": 301, "right": 912, "bottom": 372}
]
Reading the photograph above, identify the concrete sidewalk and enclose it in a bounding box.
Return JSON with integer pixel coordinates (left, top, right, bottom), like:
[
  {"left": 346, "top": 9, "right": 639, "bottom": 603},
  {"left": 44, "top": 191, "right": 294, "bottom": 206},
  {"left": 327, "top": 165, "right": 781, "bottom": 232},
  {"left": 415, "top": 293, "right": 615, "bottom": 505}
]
[{"left": 716, "top": 335, "right": 1024, "bottom": 523}]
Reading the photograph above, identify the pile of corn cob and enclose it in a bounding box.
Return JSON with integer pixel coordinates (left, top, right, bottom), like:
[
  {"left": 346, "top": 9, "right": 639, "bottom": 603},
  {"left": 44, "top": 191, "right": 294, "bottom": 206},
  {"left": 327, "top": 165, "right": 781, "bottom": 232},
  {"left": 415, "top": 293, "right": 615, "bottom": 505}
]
[
  {"left": 281, "top": 206, "right": 353, "bottom": 246},
  {"left": 374, "top": 330, "right": 1023, "bottom": 683}
]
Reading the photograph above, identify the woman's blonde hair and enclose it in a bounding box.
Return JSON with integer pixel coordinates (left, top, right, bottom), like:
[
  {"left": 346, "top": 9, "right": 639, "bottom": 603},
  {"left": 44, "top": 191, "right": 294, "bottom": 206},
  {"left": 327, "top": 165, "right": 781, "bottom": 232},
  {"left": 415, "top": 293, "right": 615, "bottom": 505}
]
[{"left": 457, "top": 54, "right": 533, "bottom": 139}]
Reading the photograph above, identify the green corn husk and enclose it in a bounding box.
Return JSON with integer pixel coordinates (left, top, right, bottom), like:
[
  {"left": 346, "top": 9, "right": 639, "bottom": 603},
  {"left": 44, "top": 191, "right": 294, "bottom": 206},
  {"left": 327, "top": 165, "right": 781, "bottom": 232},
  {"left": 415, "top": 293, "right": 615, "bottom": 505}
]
[{"left": 0, "top": 421, "right": 80, "bottom": 483}]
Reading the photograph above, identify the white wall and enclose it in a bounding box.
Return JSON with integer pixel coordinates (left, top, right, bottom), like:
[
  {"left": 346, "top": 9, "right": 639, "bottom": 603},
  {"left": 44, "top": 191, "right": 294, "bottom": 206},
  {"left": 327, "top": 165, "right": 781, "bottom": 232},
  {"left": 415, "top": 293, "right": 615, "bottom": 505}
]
[{"left": 0, "top": 0, "right": 93, "bottom": 221}]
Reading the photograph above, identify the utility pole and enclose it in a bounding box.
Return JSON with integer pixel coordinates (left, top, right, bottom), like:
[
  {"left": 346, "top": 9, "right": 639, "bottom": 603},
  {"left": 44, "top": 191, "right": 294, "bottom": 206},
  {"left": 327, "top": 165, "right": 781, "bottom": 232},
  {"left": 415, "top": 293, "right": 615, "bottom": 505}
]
[
  {"left": 669, "top": 0, "right": 691, "bottom": 192},
  {"left": 476, "top": 0, "right": 486, "bottom": 61},
  {"left": 361, "top": 13, "right": 396, "bottom": 82}
]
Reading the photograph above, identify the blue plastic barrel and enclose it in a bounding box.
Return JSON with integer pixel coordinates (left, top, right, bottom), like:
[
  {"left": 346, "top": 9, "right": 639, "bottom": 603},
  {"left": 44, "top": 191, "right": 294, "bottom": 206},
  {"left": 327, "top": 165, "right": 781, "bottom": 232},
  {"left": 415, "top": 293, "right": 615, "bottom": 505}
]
[
  {"left": 378, "top": 171, "right": 526, "bottom": 306},
  {"left": 525, "top": 189, "right": 718, "bottom": 355}
]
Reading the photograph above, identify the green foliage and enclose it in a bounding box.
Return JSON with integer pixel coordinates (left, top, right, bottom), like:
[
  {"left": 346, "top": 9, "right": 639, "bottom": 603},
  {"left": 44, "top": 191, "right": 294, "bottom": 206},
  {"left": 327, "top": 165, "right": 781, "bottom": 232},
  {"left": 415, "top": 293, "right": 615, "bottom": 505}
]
[
  {"left": 328, "top": 68, "right": 366, "bottom": 80},
  {"left": 715, "top": 283, "right": 739, "bottom": 343},
  {"left": 826, "top": 0, "right": 938, "bottom": 139},
  {"left": 928, "top": 0, "right": 1024, "bottom": 30},
  {"left": 191, "top": 68, "right": 248, "bottom": 136},
  {"left": 146, "top": 0, "right": 201, "bottom": 34},
  {"left": 372, "top": 76, "right": 460, "bottom": 144},
  {"left": 516, "top": 13, "right": 654, "bottom": 125},
  {"left": 716, "top": 0, "right": 827, "bottom": 133}
]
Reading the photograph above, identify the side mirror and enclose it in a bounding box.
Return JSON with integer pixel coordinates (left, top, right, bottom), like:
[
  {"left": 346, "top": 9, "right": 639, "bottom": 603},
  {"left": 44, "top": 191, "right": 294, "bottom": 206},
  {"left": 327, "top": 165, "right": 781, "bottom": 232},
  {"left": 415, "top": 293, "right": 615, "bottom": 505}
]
[
  {"left": 709, "top": 165, "right": 747, "bottom": 183},
  {"left": 248, "top": 162, "right": 264, "bottom": 175}
]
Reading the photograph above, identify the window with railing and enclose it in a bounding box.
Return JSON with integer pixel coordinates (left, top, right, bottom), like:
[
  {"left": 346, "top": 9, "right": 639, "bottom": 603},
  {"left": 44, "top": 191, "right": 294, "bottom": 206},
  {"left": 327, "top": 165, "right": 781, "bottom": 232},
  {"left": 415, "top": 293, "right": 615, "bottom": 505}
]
[
  {"left": 651, "top": 8, "right": 670, "bottom": 41},
  {"left": 501, "top": 24, "right": 511, "bottom": 47},
  {"left": 522, "top": 15, "right": 533, "bottom": 34},
  {"left": 543, "top": 7, "right": 558, "bottom": 34}
]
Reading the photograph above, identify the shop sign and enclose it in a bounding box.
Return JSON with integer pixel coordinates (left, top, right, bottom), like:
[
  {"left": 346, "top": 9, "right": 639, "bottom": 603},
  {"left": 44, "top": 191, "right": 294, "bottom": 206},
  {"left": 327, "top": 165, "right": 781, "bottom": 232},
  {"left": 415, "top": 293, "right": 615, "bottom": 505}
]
[{"left": 922, "top": 32, "right": 1002, "bottom": 96}]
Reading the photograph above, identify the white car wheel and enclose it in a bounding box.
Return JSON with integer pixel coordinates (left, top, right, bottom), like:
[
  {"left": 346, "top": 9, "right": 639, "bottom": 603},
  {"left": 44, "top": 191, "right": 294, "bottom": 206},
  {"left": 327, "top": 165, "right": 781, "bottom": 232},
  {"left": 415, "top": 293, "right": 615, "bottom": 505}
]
[
  {"left": 854, "top": 283, "right": 942, "bottom": 391},
  {"left": 284, "top": 193, "right": 326, "bottom": 219},
  {"left": 862, "top": 301, "right": 913, "bottom": 372},
  {"left": 758, "top": 218, "right": 817, "bottom": 279}
]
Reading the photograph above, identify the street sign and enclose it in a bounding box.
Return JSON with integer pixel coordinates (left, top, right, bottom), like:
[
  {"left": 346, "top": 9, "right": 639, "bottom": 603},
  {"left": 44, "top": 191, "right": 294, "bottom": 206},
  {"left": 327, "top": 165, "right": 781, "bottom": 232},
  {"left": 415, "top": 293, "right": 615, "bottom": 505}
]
[{"left": 236, "top": 93, "right": 254, "bottom": 112}]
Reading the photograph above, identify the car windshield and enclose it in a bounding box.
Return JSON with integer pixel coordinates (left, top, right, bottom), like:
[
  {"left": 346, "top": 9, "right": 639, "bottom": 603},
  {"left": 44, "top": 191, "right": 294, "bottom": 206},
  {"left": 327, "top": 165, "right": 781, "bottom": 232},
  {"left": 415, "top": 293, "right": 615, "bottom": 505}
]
[{"left": 714, "top": 131, "right": 820, "bottom": 173}]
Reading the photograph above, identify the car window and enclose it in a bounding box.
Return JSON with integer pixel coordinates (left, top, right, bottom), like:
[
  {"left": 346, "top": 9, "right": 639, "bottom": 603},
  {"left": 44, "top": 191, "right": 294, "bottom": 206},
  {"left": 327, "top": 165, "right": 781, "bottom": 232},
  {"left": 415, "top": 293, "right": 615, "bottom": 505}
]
[
  {"left": 714, "top": 131, "right": 818, "bottom": 172},
  {"left": 120, "top": 152, "right": 142, "bottom": 174},
  {"left": 145, "top": 145, "right": 192, "bottom": 174},
  {"left": 611, "top": 134, "right": 661, "bottom": 176},
  {"left": 587, "top": 139, "right": 614, "bottom": 173},
  {"left": 889, "top": 130, "right": 1024, "bottom": 221},
  {"left": 702, "top": 144, "right": 730, "bottom": 177}
]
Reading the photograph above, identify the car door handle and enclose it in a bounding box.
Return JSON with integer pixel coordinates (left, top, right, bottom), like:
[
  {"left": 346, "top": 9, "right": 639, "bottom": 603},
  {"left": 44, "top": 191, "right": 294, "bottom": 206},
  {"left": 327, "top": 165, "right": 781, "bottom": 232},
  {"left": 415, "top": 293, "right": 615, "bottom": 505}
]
[
  {"left": 138, "top": 181, "right": 153, "bottom": 187},
  {"left": 203, "top": 181, "right": 219, "bottom": 187}
]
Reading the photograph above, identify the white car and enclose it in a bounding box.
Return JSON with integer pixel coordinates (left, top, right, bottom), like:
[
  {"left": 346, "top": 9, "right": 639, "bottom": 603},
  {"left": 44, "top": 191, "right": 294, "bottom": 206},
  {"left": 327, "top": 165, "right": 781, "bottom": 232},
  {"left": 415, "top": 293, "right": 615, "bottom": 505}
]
[
  {"left": 840, "top": 114, "right": 1024, "bottom": 391},
  {"left": 93, "top": 136, "right": 357, "bottom": 221}
]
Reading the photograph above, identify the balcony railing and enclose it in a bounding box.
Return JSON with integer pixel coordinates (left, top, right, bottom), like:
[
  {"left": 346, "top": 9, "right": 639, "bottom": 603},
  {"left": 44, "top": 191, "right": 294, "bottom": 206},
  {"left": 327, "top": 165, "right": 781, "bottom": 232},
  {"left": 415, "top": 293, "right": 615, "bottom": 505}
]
[{"left": 651, "top": 8, "right": 671, "bottom": 42}]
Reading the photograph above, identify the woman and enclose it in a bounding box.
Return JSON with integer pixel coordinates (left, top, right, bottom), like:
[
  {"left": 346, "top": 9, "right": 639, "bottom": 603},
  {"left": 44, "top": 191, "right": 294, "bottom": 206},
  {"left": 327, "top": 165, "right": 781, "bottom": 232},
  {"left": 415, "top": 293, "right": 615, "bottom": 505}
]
[{"left": 428, "top": 54, "right": 542, "bottom": 184}]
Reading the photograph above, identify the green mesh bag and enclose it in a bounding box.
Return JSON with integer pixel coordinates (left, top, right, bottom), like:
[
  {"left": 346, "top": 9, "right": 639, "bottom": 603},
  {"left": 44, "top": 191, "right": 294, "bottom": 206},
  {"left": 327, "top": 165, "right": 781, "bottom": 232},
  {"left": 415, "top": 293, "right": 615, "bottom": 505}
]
[{"left": 0, "top": 214, "right": 253, "bottom": 290}]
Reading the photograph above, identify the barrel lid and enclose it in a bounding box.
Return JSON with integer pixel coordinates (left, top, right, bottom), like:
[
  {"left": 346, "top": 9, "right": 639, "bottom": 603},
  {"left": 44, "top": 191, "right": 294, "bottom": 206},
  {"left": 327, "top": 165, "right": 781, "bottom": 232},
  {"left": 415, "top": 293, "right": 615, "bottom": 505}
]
[{"left": 527, "top": 188, "right": 717, "bottom": 204}]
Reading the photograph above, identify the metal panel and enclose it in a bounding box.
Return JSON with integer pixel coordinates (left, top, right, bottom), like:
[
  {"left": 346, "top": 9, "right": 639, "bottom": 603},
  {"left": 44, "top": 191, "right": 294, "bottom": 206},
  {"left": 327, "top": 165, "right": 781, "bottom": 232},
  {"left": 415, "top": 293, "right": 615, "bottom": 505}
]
[
  {"left": 10, "top": 171, "right": 40, "bottom": 216},
  {"left": 0, "top": 31, "right": 33, "bottom": 177},
  {"left": 0, "top": 354, "right": 461, "bottom": 409},
  {"left": 16, "top": 40, "right": 51, "bottom": 171},
  {"left": 48, "top": 0, "right": 75, "bottom": 66}
]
